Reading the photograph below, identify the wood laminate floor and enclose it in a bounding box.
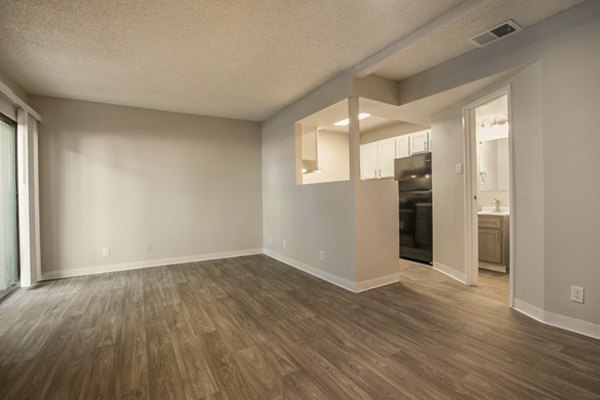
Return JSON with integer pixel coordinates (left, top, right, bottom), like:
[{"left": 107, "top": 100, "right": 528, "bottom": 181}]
[{"left": 0, "top": 255, "right": 598, "bottom": 399}]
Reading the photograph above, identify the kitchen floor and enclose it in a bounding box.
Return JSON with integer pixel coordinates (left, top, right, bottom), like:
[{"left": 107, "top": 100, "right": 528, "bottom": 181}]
[
  {"left": 477, "top": 269, "right": 510, "bottom": 305},
  {"left": 398, "top": 259, "right": 510, "bottom": 306}
]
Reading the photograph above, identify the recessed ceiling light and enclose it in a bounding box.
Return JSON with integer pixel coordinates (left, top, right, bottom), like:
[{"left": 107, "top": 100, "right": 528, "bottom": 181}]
[{"left": 334, "top": 113, "right": 371, "bottom": 126}]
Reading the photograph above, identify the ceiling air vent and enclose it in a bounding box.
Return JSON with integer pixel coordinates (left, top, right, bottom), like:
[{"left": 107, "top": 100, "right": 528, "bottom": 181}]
[{"left": 469, "top": 20, "right": 522, "bottom": 47}]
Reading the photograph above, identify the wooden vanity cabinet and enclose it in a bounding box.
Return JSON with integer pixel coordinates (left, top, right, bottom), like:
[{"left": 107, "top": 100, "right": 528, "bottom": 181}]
[{"left": 478, "top": 214, "right": 509, "bottom": 272}]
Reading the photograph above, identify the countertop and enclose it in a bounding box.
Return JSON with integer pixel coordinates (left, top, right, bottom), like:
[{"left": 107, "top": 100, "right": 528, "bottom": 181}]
[{"left": 478, "top": 207, "right": 510, "bottom": 216}]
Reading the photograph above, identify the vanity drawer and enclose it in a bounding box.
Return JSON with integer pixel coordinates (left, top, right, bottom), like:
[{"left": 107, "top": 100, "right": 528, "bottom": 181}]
[{"left": 478, "top": 216, "right": 502, "bottom": 229}]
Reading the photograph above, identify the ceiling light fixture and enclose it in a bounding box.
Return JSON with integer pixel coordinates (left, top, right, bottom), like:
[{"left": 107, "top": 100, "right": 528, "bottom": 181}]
[
  {"left": 480, "top": 116, "right": 508, "bottom": 128},
  {"left": 333, "top": 113, "right": 371, "bottom": 126}
]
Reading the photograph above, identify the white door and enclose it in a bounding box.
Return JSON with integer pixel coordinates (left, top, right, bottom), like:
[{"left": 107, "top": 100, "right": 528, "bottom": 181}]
[
  {"left": 395, "top": 135, "right": 410, "bottom": 158},
  {"left": 410, "top": 131, "right": 430, "bottom": 154},
  {"left": 377, "top": 139, "right": 396, "bottom": 178},
  {"left": 360, "top": 143, "right": 378, "bottom": 180}
]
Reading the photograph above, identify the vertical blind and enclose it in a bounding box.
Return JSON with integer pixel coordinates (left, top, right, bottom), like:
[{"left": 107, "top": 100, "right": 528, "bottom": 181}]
[{"left": 0, "top": 115, "right": 19, "bottom": 296}]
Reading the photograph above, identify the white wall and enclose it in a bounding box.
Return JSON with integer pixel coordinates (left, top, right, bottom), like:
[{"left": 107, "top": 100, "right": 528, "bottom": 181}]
[
  {"left": 355, "top": 179, "right": 399, "bottom": 286},
  {"left": 31, "top": 96, "right": 263, "bottom": 277},
  {"left": 410, "top": 2, "right": 600, "bottom": 324},
  {"left": 360, "top": 122, "right": 429, "bottom": 145},
  {"left": 302, "top": 129, "right": 349, "bottom": 185}
]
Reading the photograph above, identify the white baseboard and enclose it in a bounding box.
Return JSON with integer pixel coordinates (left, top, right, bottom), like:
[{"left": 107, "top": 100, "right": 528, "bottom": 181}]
[
  {"left": 40, "top": 248, "right": 263, "bottom": 280},
  {"left": 263, "top": 249, "right": 355, "bottom": 292},
  {"left": 433, "top": 261, "right": 467, "bottom": 284},
  {"left": 514, "top": 299, "right": 600, "bottom": 340},
  {"left": 355, "top": 273, "right": 400, "bottom": 292}
]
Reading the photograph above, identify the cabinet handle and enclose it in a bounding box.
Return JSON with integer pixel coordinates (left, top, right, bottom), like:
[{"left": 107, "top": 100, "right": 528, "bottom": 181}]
[
  {"left": 496, "top": 231, "right": 500, "bottom": 243},
  {"left": 374, "top": 169, "right": 377, "bottom": 178},
  {"left": 378, "top": 169, "right": 381, "bottom": 178}
]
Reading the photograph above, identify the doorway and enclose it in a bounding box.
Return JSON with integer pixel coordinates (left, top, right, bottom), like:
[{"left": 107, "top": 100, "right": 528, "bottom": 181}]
[
  {"left": 464, "top": 88, "right": 513, "bottom": 306},
  {"left": 0, "top": 113, "right": 19, "bottom": 299}
]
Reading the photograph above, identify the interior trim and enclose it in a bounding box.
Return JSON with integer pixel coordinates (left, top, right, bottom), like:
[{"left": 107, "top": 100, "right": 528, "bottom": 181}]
[
  {"left": 40, "top": 248, "right": 263, "bottom": 280},
  {"left": 263, "top": 249, "right": 356, "bottom": 292},
  {"left": 433, "top": 261, "right": 467, "bottom": 284},
  {"left": 514, "top": 299, "right": 600, "bottom": 340},
  {"left": 355, "top": 272, "right": 400, "bottom": 293},
  {"left": 0, "top": 82, "right": 42, "bottom": 121}
]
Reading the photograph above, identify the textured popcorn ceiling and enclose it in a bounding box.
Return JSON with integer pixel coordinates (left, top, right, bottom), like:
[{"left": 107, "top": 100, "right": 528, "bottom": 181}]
[
  {"left": 374, "top": 0, "right": 586, "bottom": 81},
  {"left": 0, "top": 0, "right": 462, "bottom": 121},
  {"left": 0, "top": 1, "right": 586, "bottom": 121}
]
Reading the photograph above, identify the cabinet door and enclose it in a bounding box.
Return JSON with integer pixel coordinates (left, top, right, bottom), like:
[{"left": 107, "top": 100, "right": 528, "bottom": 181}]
[
  {"left": 377, "top": 139, "right": 396, "bottom": 178},
  {"left": 410, "top": 131, "right": 430, "bottom": 154},
  {"left": 478, "top": 228, "right": 502, "bottom": 264},
  {"left": 360, "top": 143, "right": 378, "bottom": 180},
  {"left": 395, "top": 135, "right": 410, "bottom": 158}
]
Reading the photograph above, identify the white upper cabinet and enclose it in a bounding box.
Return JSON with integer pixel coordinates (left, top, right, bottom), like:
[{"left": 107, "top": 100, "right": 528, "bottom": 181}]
[
  {"left": 360, "top": 143, "right": 378, "bottom": 180},
  {"left": 409, "top": 130, "right": 430, "bottom": 154},
  {"left": 395, "top": 135, "right": 410, "bottom": 158},
  {"left": 377, "top": 139, "right": 396, "bottom": 178},
  {"left": 360, "top": 130, "right": 431, "bottom": 180}
]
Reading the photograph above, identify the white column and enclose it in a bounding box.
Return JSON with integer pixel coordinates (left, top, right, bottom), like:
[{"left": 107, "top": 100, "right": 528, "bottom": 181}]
[{"left": 347, "top": 96, "right": 360, "bottom": 181}]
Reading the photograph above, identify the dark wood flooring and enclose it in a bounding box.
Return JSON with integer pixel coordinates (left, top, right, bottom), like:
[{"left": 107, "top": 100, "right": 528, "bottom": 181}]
[{"left": 0, "top": 255, "right": 598, "bottom": 399}]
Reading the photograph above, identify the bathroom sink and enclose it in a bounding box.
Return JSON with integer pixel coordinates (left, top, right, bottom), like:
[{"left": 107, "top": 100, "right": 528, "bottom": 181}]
[
  {"left": 478, "top": 206, "right": 510, "bottom": 216},
  {"left": 477, "top": 210, "right": 510, "bottom": 216}
]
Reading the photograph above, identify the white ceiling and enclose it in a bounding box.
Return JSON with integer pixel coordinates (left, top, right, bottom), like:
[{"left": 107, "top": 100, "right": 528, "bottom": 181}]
[
  {"left": 297, "top": 99, "right": 399, "bottom": 134},
  {"left": 374, "top": 0, "right": 586, "bottom": 81},
  {"left": 0, "top": 0, "right": 461, "bottom": 121},
  {"left": 297, "top": 99, "right": 348, "bottom": 130},
  {"left": 0, "top": 0, "right": 586, "bottom": 121}
]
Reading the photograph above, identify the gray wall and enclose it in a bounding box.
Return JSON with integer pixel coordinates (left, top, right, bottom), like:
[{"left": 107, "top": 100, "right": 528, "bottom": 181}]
[
  {"left": 31, "top": 96, "right": 263, "bottom": 275},
  {"left": 431, "top": 104, "right": 467, "bottom": 278},
  {"left": 262, "top": 73, "right": 401, "bottom": 289},
  {"left": 415, "top": 3, "right": 600, "bottom": 324},
  {"left": 431, "top": 63, "right": 546, "bottom": 308},
  {"left": 541, "top": 18, "right": 600, "bottom": 322},
  {"left": 262, "top": 74, "right": 358, "bottom": 285}
]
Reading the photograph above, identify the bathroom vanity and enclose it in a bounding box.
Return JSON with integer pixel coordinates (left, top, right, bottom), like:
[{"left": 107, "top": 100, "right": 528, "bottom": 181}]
[{"left": 478, "top": 211, "right": 509, "bottom": 273}]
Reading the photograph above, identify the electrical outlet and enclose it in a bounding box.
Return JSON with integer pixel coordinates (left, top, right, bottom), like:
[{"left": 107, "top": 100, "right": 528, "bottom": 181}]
[
  {"left": 319, "top": 251, "right": 325, "bottom": 261},
  {"left": 102, "top": 247, "right": 110, "bottom": 257},
  {"left": 268, "top": 236, "right": 272, "bottom": 245},
  {"left": 571, "top": 285, "right": 584, "bottom": 304},
  {"left": 282, "top": 239, "right": 287, "bottom": 248},
  {"left": 455, "top": 163, "right": 464, "bottom": 174}
]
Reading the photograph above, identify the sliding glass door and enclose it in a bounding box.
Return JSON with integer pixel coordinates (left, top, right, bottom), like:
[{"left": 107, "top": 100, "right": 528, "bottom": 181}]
[{"left": 0, "top": 114, "right": 19, "bottom": 298}]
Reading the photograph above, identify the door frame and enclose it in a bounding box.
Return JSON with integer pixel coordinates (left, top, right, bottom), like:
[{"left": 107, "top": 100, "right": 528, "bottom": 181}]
[
  {"left": 462, "top": 85, "right": 515, "bottom": 306},
  {"left": 0, "top": 112, "right": 20, "bottom": 297}
]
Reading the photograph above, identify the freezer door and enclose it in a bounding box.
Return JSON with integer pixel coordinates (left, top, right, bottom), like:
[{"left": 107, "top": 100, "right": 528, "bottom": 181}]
[{"left": 394, "top": 153, "right": 432, "bottom": 191}]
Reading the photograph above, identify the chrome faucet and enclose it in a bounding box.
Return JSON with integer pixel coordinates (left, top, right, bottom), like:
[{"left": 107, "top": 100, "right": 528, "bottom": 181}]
[{"left": 492, "top": 198, "right": 500, "bottom": 213}]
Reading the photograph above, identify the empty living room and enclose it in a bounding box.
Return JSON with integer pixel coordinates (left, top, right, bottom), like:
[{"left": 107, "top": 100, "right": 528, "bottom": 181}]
[{"left": 1, "top": 1, "right": 599, "bottom": 399}]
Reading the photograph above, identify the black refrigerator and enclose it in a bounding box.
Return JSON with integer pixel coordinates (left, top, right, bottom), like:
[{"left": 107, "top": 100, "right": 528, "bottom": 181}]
[{"left": 394, "top": 153, "right": 433, "bottom": 264}]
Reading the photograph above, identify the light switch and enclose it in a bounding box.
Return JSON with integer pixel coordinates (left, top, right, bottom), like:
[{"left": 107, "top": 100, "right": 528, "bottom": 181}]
[{"left": 455, "top": 163, "right": 464, "bottom": 174}]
